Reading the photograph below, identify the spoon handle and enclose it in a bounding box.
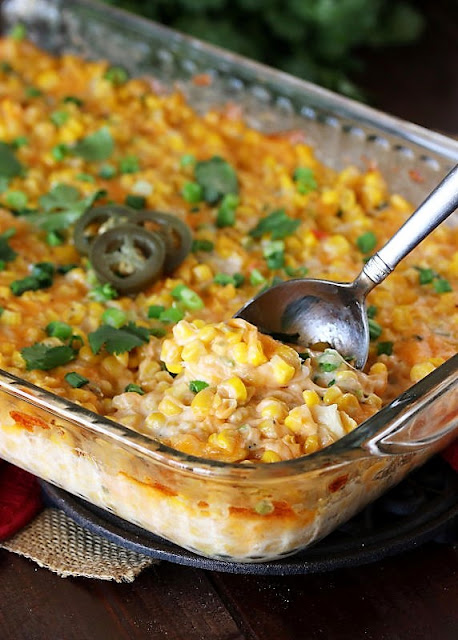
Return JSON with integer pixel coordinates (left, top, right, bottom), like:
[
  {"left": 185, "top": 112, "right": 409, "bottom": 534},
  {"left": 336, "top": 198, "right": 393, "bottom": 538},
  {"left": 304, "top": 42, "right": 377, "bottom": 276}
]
[{"left": 360, "top": 164, "right": 458, "bottom": 290}]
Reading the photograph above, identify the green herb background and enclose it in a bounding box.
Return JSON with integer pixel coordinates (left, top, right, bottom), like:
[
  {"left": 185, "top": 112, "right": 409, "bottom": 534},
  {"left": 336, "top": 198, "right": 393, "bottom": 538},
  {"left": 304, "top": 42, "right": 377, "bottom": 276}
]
[{"left": 102, "top": 0, "right": 424, "bottom": 99}]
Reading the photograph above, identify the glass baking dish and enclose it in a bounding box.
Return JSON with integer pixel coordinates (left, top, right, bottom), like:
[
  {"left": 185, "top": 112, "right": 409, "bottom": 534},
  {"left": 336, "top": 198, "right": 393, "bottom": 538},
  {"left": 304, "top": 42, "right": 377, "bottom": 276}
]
[{"left": 0, "top": 0, "right": 456, "bottom": 562}]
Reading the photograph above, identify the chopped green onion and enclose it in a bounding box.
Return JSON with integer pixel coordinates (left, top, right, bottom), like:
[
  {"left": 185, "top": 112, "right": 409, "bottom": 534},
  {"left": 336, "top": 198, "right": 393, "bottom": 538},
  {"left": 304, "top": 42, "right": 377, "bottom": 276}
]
[
  {"left": 148, "top": 305, "right": 166, "bottom": 319},
  {"left": 368, "top": 318, "right": 382, "bottom": 340},
  {"left": 119, "top": 155, "right": 140, "bottom": 174},
  {"left": 103, "top": 66, "right": 129, "bottom": 85},
  {"left": 101, "top": 307, "right": 128, "bottom": 329},
  {"left": 214, "top": 272, "right": 244, "bottom": 287},
  {"left": 88, "top": 282, "right": 118, "bottom": 301},
  {"left": 182, "top": 181, "right": 203, "bottom": 203},
  {"left": 171, "top": 284, "right": 204, "bottom": 310},
  {"left": 76, "top": 172, "right": 95, "bottom": 183},
  {"left": 124, "top": 194, "right": 146, "bottom": 209},
  {"left": 50, "top": 110, "right": 69, "bottom": 127},
  {"left": 51, "top": 144, "right": 69, "bottom": 162},
  {"left": 5, "top": 190, "right": 28, "bottom": 210},
  {"left": 189, "top": 380, "right": 209, "bottom": 394},
  {"left": 25, "top": 86, "right": 42, "bottom": 98},
  {"left": 216, "top": 206, "right": 236, "bottom": 228},
  {"left": 377, "top": 341, "right": 393, "bottom": 356},
  {"left": 159, "top": 306, "right": 185, "bottom": 324},
  {"left": 319, "top": 362, "right": 338, "bottom": 373},
  {"left": 284, "top": 265, "right": 308, "bottom": 277},
  {"left": 124, "top": 383, "right": 145, "bottom": 395},
  {"left": 191, "top": 239, "right": 214, "bottom": 253},
  {"left": 46, "top": 229, "right": 64, "bottom": 246},
  {"left": 357, "top": 231, "right": 377, "bottom": 254},
  {"left": 249, "top": 269, "right": 266, "bottom": 286},
  {"left": 216, "top": 193, "right": 239, "bottom": 228},
  {"left": 293, "top": 167, "right": 317, "bottom": 194},
  {"left": 10, "top": 23, "right": 26, "bottom": 41},
  {"left": 47, "top": 316, "right": 71, "bottom": 340},
  {"left": 0, "top": 61, "right": 13, "bottom": 74},
  {"left": 99, "top": 164, "right": 117, "bottom": 179},
  {"left": 263, "top": 240, "right": 285, "bottom": 270},
  {"left": 0, "top": 261, "right": 5, "bottom": 272},
  {"left": 65, "top": 372, "right": 89, "bottom": 388},
  {"left": 11, "top": 136, "right": 28, "bottom": 149},
  {"left": 180, "top": 154, "right": 196, "bottom": 169},
  {"left": 367, "top": 305, "right": 378, "bottom": 319},
  {"left": 62, "top": 96, "right": 84, "bottom": 107}
]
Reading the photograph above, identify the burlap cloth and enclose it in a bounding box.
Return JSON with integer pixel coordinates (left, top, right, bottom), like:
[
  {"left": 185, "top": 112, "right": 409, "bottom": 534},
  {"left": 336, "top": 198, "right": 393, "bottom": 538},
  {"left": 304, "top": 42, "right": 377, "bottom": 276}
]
[{"left": 0, "top": 506, "right": 156, "bottom": 582}]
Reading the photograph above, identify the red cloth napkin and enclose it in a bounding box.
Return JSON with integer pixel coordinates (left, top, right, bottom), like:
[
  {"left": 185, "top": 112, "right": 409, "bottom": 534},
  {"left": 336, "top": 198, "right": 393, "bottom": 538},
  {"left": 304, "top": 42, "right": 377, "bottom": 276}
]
[
  {"left": 0, "top": 440, "right": 456, "bottom": 542},
  {"left": 0, "top": 461, "right": 43, "bottom": 541}
]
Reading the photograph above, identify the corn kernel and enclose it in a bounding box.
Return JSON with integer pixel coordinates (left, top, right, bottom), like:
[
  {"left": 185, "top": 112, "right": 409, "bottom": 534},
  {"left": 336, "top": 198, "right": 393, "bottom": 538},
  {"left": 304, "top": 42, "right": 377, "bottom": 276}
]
[
  {"left": 193, "top": 264, "right": 213, "bottom": 282},
  {"left": 337, "top": 393, "right": 360, "bottom": 416},
  {"left": 145, "top": 412, "right": 166, "bottom": 430},
  {"left": 191, "top": 387, "right": 215, "bottom": 415},
  {"left": 158, "top": 396, "right": 182, "bottom": 416},
  {"left": 181, "top": 340, "right": 206, "bottom": 364},
  {"left": 1, "top": 310, "right": 21, "bottom": 326},
  {"left": 208, "top": 428, "right": 237, "bottom": 452},
  {"left": 323, "top": 386, "right": 343, "bottom": 405},
  {"left": 245, "top": 340, "right": 267, "bottom": 366},
  {"left": 270, "top": 355, "right": 296, "bottom": 385},
  {"left": 410, "top": 361, "right": 436, "bottom": 383},
  {"left": 340, "top": 412, "right": 357, "bottom": 433},
  {"left": 302, "top": 390, "right": 320, "bottom": 407},
  {"left": 369, "top": 362, "right": 388, "bottom": 375},
  {"left": 220, "top": 376, "right": 247, "bottom": 403},
  {"left": 231, "top": 342, "right": 248, "bottom": 364},
  {"left": 261, "top": 450, "right": 282, "bottom": 463},
  {"left": 304, "top": 435, "right": 319, "bottom": 454},
  {"left": 173, "top": 320, "right": 196, "bottom": 343},
  {"left": 259, "top": 398, "right": 288, "bottom": 420},
  {"left": 198, "top": 326, "right": 217, "bottom": 344},
  {"left": 284, "top": 407, "right": 304, "bottom": 433}
]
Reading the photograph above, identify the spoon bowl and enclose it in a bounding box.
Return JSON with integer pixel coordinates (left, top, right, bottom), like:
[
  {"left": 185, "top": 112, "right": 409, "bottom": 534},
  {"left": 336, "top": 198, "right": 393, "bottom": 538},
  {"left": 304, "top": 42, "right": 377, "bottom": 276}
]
[{"left": 236, "top": 165, "right": 458, "bottom": 368}]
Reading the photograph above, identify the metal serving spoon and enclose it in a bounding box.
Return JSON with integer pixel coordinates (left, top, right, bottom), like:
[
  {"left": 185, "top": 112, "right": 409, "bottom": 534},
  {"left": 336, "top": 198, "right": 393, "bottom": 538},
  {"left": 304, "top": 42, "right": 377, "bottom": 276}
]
[{"left": 235, "top": 164, "right": 458, "bottom": 369}]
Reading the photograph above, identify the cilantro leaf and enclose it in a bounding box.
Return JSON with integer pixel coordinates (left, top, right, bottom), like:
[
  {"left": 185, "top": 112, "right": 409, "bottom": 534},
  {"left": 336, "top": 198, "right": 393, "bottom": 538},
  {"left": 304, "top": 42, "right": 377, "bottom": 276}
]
[
  {"left": 21, "top": 343, "right": 76, "bottom": 370},
  {"left": 0, "top": 142, "right": 23, "bottom": 179},
  {"left": 194, "top": 156, "right": 238, "bottom": 204},
  {"left": 73, "top": 127, "right": 114, "bottom": 162},
  {"left": 249, "top": 209, "right": 300, "bottom": 240},
  {"left": 26, "top": 185, "right": 105, "bottom": 232},
  {"left": 88, "top": 322, "right": 150, "bottom": 355}
]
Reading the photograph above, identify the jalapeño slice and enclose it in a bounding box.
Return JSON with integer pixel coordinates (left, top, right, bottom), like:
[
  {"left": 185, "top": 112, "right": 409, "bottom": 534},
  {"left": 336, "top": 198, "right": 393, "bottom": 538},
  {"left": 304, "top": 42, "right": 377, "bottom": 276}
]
[
  {"left": 135, "top": 210, "right": 192, "bottom": 274},
  {"left": 90, "top": 223, "right": 166, "bottom": 295},
  {"left": 73, "top": 205, "right": 135, "bottom": 255}
]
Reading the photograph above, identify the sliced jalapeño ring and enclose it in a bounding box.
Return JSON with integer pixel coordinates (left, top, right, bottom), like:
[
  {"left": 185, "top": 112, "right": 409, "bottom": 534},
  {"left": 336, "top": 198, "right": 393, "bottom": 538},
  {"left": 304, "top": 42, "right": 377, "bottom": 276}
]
[
  {"left": 134, "top": 210, "right": 192, "bottom": 274},
  {"left": 74, "top": 204, "right": 136, "bottom": 256},
  {"left": 89, "top": 223, "right": 166, "bottom": 295}
]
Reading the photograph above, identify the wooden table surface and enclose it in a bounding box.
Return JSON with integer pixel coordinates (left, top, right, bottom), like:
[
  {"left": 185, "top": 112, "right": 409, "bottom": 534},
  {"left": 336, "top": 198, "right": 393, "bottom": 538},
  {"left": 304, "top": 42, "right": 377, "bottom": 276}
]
[{"left": 1, "top": 6, "right": 457, "bottom": 640}]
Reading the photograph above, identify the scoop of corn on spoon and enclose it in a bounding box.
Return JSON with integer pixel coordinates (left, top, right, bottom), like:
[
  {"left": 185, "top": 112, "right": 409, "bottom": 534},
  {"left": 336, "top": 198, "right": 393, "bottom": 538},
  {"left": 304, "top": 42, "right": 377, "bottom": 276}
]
[{"left": 236, "top": 164, "right": 458, "bottom": 369}]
